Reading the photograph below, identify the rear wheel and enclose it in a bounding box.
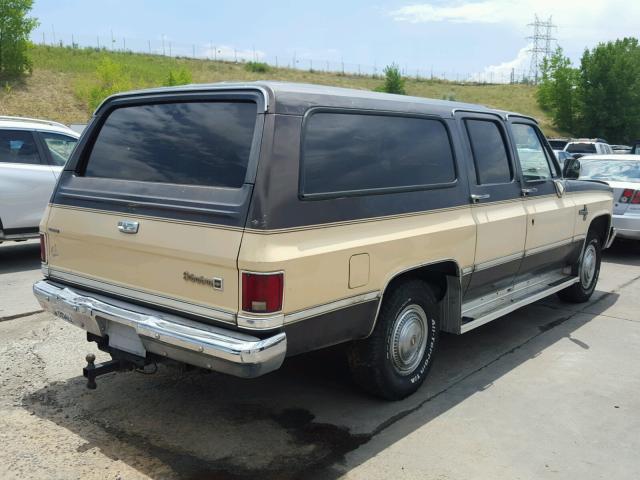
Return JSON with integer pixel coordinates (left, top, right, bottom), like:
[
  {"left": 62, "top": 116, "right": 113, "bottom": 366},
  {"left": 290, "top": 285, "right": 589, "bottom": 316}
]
[
  {"left": 347, "top": 280, "right": 439, "bottom": 400},
  {"left": 558, "top": 232, "right": 601, "bottom": 303}
]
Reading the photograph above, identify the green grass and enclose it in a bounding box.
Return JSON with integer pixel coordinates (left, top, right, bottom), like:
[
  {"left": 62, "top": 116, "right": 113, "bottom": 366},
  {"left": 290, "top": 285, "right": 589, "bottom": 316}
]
[{"left": 0, "top": 45, "right": 562, "bottom": 136}]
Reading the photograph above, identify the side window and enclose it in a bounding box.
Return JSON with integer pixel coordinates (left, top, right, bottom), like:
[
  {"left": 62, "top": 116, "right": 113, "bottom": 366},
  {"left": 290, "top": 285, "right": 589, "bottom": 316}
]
[
  {"left": 301, "top": 112, "right": 456, "bottom": 196},
  {"left": 511, "top": 123, "right": 553, "bottom": 181},
  {"left": 464, "top": 119, "right": 512, "bottom": 185},
  {"left": 40, "top": 132, "right": 78, "bottom": 166},
  {"left": 0, "top": 130, "right": 41, "bottom": 165}
]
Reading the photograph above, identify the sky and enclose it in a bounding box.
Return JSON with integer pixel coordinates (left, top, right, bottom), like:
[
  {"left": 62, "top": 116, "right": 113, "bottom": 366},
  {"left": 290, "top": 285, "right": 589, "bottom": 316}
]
[{"left": 30, "top": 0, "right": 640, "bottom": 82}]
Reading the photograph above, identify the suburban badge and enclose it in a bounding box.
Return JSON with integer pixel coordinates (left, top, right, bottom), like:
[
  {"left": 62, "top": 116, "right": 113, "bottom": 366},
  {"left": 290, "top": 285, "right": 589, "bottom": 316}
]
[{"left": 183, "top": 271, "right": 223, "bottom": 291}]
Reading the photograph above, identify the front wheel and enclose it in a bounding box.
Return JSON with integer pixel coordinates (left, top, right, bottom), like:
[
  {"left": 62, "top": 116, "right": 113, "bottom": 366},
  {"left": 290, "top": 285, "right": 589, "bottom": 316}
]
[
  {"left": 347, "top": 280, "right": 439, "bottom": 400},
  {"left": 558, "top": 232, "right": 602, "bottom": 303}
]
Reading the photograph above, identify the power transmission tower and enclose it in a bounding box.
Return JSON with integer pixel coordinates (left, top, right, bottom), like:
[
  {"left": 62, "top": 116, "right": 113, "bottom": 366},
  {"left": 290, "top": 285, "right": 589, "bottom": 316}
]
[{"left": 527, "top": 15, "right": 556, "bottom": 84}]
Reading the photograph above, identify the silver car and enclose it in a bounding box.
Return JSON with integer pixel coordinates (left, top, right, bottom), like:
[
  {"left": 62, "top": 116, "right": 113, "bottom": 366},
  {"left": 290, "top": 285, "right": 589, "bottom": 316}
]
[
  {"left": 577, "top": 154, "right": 640, "bottom": 240},
  {"left": 0, "top": 116, "right": 79, "bottom": 243}
]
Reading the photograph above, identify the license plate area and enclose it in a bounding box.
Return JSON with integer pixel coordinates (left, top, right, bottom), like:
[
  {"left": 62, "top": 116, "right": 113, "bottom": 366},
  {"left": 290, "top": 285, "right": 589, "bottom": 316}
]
[{"left": 106, "top": 322, "right": 147, "bottom": 357}]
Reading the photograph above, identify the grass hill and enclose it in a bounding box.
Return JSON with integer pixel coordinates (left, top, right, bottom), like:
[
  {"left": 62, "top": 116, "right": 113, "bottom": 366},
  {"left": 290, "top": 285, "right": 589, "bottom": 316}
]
[{"left": 0, "top": 45, "right": 562, "bottom": 136}]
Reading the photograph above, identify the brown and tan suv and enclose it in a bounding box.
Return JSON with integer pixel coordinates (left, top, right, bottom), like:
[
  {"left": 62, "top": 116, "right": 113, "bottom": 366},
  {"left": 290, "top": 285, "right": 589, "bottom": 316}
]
[{"left": 34, "top": 82, "right": 615, "bottom": 399}]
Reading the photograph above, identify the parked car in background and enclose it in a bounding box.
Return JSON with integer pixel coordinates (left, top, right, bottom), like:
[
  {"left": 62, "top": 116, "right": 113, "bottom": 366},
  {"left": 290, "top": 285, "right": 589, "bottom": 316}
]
[
  {"left": 611, "top": 144, "right": 632, "bottom": 154},
  {"left": 33, "top": 82, "right": 614, "bottom": 400},
  {"left": 565, "top": 138, "right": 613, "bottom": 157},
  {"left": 0, "top": 116, "right": 79, "bottom": 243},
  {"left": 547, "top": 137, "right": 570, "bottom": 150},
  {"left": 554, "top": 149, "right": 575, "bottom": 169},
  {"left": 575, "top": 154, "right": 640, "bottom": 241}
]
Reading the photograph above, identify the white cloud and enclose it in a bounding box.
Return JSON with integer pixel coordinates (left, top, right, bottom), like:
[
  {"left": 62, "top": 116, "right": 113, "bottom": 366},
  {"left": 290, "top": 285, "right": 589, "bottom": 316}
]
[
  {"left": 391, "top": 1, "right": 512, "bottom": 24},
  {"left": 470, "top": 45, "right": 531, "bottom": 83},
  {"left": 390, "top": 1, "right": 613, "bottom": 26}
]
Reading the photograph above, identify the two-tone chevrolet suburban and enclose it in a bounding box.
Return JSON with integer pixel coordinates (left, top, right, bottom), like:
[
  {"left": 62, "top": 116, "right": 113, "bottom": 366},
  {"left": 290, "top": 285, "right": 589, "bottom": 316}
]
[{"left": 33, "top": 82, "right": 615, "bottom": 399}]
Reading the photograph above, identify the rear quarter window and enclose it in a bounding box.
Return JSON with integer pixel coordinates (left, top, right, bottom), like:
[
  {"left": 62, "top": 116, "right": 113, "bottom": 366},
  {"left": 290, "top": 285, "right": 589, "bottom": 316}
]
[
  {"left": 83, "top": 101, "right": 257, "bottom": 188},
  {"left": 301, "top": 111, "right": 456, "bottom": 196}
]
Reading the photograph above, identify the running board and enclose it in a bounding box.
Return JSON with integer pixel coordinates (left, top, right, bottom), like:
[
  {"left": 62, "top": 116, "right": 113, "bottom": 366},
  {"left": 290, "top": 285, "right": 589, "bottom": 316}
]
[{"left": 460, "top": 276, "right": 579, "bottom": 333}]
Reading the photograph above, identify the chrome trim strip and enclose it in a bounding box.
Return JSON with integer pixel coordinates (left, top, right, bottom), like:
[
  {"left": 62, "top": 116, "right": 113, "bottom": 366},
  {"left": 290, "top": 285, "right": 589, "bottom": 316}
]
[
  {"left": 33, "top": 280, "right": 286, "bottom": 378},
  {"left": 473, "top": 252, "right": 523, "bottom": 272},
  {"left": 524, "top": 238, "right": 573, "bottom": 257},
  {"left": 237, "top": 313, "right": 285, "bottom": 330},
  {"left": 284, "top": 291, "right": 380, "bottom": 325},
  {"left": 462, "top": 266, "right": 474, "bottom": 276},
  {"left": 47, "top": 268, "right": 237, "bottom": 324},
  {"left": 604, "top": 227, "right": 617, "bottom": 249},
  {"left": 460, "top": 277, "right": 579, "bottom": 333}
]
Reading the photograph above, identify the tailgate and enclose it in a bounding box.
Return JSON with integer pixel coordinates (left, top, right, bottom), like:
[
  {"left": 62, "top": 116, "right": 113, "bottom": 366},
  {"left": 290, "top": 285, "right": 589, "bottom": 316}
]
[{"left": 43, "top": 91, "right": 265, "bottom": 325}]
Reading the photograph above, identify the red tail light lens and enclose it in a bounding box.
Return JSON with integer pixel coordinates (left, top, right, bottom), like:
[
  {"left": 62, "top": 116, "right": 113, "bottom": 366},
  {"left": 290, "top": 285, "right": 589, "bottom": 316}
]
[
  {"left": 40, "top": 234, "right": 47, "bottom": 263},
  {"left": 620, "top": 189, "right": 635, "bottom": 203},
  {"left": 632, "top": 191, "right": 640, "bottom": 204},
  {"left": 242, "top": 272, "right": 284, "bottom": 313}
]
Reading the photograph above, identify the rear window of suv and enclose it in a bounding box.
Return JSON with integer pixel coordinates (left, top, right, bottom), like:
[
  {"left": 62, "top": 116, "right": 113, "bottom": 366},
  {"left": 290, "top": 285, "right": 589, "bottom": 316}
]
[{"left": 84, "top": 101, "right": 257, "bottom": 188}]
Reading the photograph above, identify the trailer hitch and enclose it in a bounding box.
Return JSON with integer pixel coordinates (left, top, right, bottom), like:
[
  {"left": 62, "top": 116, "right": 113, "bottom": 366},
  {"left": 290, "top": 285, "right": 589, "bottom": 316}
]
[{"left": 82, "top": 353, "right": 146, "bottom": 389}]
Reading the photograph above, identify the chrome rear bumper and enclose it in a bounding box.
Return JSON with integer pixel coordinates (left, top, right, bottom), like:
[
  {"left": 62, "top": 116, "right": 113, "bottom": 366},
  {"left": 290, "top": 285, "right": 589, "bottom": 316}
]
[{"left": 33, "top": 280, "right": 286, "bottom": 378}]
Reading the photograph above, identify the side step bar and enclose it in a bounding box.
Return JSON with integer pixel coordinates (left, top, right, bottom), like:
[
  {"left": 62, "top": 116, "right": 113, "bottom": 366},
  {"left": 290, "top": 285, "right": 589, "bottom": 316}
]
[{"left": 460, "top": 276, "right": 579, "bottom": 333}]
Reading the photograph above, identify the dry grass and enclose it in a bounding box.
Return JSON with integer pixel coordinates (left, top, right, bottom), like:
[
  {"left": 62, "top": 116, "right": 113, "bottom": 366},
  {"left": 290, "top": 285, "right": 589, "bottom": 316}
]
[{"left": 0, "top": 46, "right": 562, "bottom": 136}]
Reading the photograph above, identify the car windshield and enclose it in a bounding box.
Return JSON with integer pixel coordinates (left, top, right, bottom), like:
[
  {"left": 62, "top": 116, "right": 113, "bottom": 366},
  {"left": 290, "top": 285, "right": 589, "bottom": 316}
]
[
  {"left": 579, "top": 160, "right": 640, "bottom": 182},
  {"left": 566, "top": 143, "right": 597, "bottom": 153}
]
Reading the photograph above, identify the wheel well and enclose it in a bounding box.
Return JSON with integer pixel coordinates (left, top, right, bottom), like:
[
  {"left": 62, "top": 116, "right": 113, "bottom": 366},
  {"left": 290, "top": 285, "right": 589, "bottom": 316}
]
[
  {"left": 588, "top": 215, "right": 610, "bottom": 244},
  {"left": 384, "top": 261, "right": 460, "bottom": 302}
]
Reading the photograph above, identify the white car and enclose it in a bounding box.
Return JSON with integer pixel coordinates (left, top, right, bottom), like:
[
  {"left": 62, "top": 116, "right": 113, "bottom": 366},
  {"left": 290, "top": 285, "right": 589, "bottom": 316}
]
[
  {"left": 564, "top": 138, "right": 613, "bottom": 156},
  {"left": 0, "top": 116, "right": 79, "bottom": 243},
  {"left": 576, "top": 154, "right": 640, "bottom": 240}
]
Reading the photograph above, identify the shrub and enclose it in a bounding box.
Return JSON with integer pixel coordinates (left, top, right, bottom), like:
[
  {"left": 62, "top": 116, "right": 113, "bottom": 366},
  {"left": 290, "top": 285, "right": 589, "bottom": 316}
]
[
  {"left": 82, "top": 58, "right": 132, "bottom": 112},
  {"left": 163, "top": 67, "right": 192, "bottom": 86},
  {"left": 374, "top": 63, "right": 406, "bottom": 95},
  {"left": 245, "top": 61, "right": 269, "bottom": 73}
]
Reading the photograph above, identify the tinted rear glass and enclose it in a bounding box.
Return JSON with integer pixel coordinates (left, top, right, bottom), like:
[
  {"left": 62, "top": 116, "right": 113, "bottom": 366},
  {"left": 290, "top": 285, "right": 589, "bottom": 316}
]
[
  {"left": 566, "top": 143, "right": 597, "bottom": 153},
  {"left": 302, "top": 112, "right": 455, "bottom": 195},
  {"left": 84, "top": 101, "right": 257, "bottom": 188},
  {"left": 465, "top": 119, "right": 512, "bottom": 184}
]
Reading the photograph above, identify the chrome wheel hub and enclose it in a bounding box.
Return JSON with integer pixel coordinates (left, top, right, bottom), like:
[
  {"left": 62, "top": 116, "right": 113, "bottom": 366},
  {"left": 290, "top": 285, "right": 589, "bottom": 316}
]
[
  {"left": 581, "top": 244, "right": 597, "bottom": 288},
  {"left": 390, "top": 304, "right": 428, "bottom": 375}
]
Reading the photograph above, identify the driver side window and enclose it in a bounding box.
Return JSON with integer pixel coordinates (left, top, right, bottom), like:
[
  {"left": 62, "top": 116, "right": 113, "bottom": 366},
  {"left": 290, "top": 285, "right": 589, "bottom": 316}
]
[{"left": 511, "top": 123, "right": 553, "bottom": 181}]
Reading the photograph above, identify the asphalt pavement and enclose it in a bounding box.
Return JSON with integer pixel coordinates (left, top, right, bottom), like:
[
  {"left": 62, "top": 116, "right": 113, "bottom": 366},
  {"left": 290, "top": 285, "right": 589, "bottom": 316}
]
[{"left": 0, "top": 240, "right": 639, "bottom": 479}]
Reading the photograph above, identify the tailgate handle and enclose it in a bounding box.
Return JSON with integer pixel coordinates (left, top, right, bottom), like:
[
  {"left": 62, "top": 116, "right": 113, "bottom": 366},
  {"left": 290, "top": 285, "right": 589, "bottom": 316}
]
[{"left": 117, "top": 220, "right": 139, "bottom": 234}]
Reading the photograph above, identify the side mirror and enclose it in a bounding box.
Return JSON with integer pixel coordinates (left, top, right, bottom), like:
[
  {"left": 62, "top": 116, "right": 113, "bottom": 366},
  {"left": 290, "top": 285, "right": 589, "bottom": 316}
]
[{"left": 563, "top": 158, "right": 581, "bottom": 179}]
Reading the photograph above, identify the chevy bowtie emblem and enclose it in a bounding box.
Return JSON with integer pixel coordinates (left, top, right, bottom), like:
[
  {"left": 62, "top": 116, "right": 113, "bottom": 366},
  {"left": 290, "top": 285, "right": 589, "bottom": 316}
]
[{"left": 183, "top": 271, "right": 223, "bottom": 291}]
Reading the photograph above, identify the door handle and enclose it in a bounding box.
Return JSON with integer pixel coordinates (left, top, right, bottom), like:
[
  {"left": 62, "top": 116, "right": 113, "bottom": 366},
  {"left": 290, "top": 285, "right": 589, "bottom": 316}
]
[
  {"left": 470, "top": 193, "right": 491, "bottom": 203},
  {"left": 117, "top": 220, "right": 139, "bottom": 234},
  {"left": 521, "top": 187, "right": 538, "bottom": 196}
]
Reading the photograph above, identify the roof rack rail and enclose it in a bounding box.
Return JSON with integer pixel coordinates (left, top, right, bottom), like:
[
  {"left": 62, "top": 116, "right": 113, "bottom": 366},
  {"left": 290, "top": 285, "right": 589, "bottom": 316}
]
[{"left": 0, "top": 115, "right": 69, "bottom": 130}]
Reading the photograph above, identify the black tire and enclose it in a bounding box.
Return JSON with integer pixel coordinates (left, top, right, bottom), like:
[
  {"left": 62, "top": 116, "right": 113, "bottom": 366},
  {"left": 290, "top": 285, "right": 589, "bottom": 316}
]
[
  {"left": 347, "top": 279, "right": 440, "bottom": 400},
  {"left": 558, "top": 232, "right": 602, "bottom": 303}
]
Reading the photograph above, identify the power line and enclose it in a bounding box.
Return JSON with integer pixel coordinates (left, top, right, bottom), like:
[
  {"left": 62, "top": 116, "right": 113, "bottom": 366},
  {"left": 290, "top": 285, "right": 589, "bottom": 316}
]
[{"left": 527, "top": 15, "right": 556, "bottom": 84}]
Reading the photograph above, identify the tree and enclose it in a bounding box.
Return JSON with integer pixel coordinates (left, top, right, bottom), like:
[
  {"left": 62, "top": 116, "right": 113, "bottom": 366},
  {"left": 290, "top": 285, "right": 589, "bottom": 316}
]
[
  {"left": 537, "top": 47, "right": 578, "bottom": 132},
  {"left": 0, "top": 0, "right": 38, "bottom": 78},
  {"left": 376, "top": 63, "right": 406, "bottom": 95},
  {"left": 576, "top": 38, "right": 640, "bottom": 144}
]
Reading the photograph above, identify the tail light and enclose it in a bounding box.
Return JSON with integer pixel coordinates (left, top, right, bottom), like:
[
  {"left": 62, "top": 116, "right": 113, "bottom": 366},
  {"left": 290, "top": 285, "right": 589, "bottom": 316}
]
[
  {"left": 619, "top": 189, "right": 635, "bottom": 203},
  {"left": 632, "top": 191, "right": 640, "bottom": 204},
  {"left": 40, "top": 234, "right": 47, "bottom": 263},
  {"left": 242, "top": 272, "right": 284, "bottom": 314}
]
